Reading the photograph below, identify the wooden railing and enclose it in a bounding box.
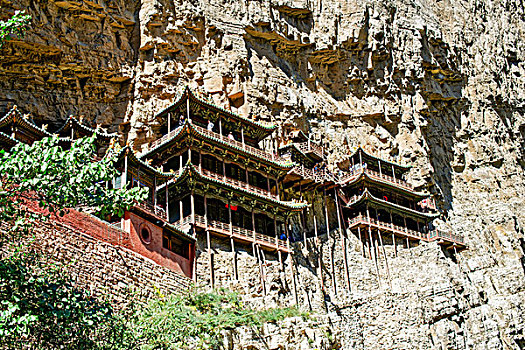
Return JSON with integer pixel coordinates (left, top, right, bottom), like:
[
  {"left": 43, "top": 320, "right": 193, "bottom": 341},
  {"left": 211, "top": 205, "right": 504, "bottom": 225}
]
[
  {"left": 339, "top": 167, "right": 414, "bottom": 190},
  {"left": 136, "top": 201, "right": 167, "bottom": 218},
  {"left": 192, "top": 124, "right": 287, "bottom": 163},
  {"left": 428, "top": 230, "right": 465, "bottom": 245},
  {"left": 149, "top": 126, "right": 182, "bottom": 150},
  {"left": 291, "top": 165, "right": 337, "bottom": 184},
  {"left": 347, "top": 214, "right": 464, "bottom": 245},
  {"left": 294, "top": 141, "right": 323, "bottom": 159},
  {"left": 200, "top": 168, "right": 278, "bottom": 200},
  {"left": 174, "top": 214, "right": 289, "bottom": 251}
]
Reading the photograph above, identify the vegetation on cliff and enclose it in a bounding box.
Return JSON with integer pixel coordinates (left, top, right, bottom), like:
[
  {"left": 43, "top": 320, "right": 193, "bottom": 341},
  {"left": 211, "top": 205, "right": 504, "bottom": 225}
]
[{"left": 0, "top": 135, "right": 300, "bottom": 349}]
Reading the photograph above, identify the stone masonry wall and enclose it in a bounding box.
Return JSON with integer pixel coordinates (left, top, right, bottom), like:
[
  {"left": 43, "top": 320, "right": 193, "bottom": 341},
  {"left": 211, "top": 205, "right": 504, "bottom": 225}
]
[{"left": 1, "top": 212, "right": 191, "bottom": 304}]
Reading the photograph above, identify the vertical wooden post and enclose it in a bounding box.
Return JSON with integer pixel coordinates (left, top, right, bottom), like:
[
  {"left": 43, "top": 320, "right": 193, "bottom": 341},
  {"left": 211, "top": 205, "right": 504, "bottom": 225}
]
[
  {"left": 312, "top": 205, "right": 324, "bottom": 291},
  {"left": 375, "top": 210, "right": 391, "bottom": 287},
  {"left": 168, "top": 112, "right": 171, "bottom": 133},
  {"left": 153, "top": 176, "right": 157, "bottom": 208},
  {"left": 392, "top": 165, "right": 396, "bottom": 181},
  {"left": 285, "top": 217, "right": 298, "bottom": 305},
  {"left": 186, "top": 96, "right": 190, "bottom": 122},
  {"left": 179, "top": 154, "right": 183, "bottom": 173},
  {"left": 219, "top": 118, "right": 223, "bottom": 136},
  {"left": 179, "top": 200, "right": 183, "bottom": 224},
  {"left": 165, "top": 183, "right": 169, "bottom": 222},
  {"left": 274, "top": 215, "right": 282, "bottom": 266},
  {"left": 190, "top": 191, "right": 195, "bottom": 225},
  {"left": 358, "top": 226, "right": 364, "bottom": 257},
  {"left": 378, "top": 160, "right": 382, "bottom": 177},
  {"left": 335, "top": 188, "right": 350, "bottom": 291},
  {"left": 367, "top": 205, "right": 381, "bottom": 288},
  {"left": 122, "top": 154, "right": 128, "bottom": 189},
  {"left": 276, "top": 177, "right": 281, "bottom": 201},
  {"left": 228, "top": 200, "right": 237, "bottom": 280},
  {"left": 252, "top": 208, "right": 257, "bottom": 257},
  {"left": 199, "top": 150, "right": 202, "bottom": 173},
  {"left": 222, "top": 158, "right": 226, "bottom": 181},
  {"left": 205, "top": 194, "right": 214, "bottom": 288},
  {"left": 359, "top": 148, "right": 363, "bottom": 165},
  {"left": 241, "top": 127, "right": 245, "bottom": 150}
]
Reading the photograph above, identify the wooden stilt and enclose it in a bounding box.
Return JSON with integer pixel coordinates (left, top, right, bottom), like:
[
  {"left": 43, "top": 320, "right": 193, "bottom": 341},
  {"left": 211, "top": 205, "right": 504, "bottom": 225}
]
[
  {"left": 313, "top": 212, "right": 324, "bottom": 291},
  {"left": 257, "top": 245, "right": 266, "bottom": 295},
  {"left": 335, "top": 188, "right": 350, "bottom": 291},
  {"left": 204, "top": 195, "right": 214, "bottom": 288},
  {"left": 358, "top": 226, "right": 364, "bottom": 258},
  {"left": 228, "top": 201, "right": 237, "bottom": 281},
  {"left": 392, "top": 232, "right": 397, "bottom": 257},
  {"left": 285, "top": 219, "right": 299, "bottom": 305},
  {"left": 322, "top": 188, "right": 336, "bottom": 295},
  {"left": 367, "top": 206, "right": 381, "bottom": 288},
  {"left": 377, "top": 232, "right": 392, "bottom": 287}
]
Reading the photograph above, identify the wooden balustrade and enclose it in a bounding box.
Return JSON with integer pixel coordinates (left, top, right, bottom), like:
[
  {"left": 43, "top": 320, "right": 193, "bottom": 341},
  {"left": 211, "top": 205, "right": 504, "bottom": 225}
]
[
  {"left": 175, "top": 214, "right": 288, "bottom": 251},
  {"left": 200, "top": 168, "right": 278, "bottom": 200},
  {"left": 294, "top": 142, "right": 324, "bottom": 158},
  {"left": 136, "top": 201, "right": 166, "bottom": 218},
  {"left": 346, "top": 214, "right": 464, "bottom": 245}
]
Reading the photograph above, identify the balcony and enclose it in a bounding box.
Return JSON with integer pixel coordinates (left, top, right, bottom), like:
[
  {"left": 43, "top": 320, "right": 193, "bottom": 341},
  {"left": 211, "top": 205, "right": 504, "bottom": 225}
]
[
  {"left": 135, "top": 201, "right": 167, "bottom": 219},
  {"left": 347, "top": 214, "right": 465, "bottom": 246},
  {"left": 171, "top": 214, "right": 290, "bottom": 252},
  {"left": 339, "top": 167, "right": 414, "bottom": 191},
  {"left": 200, "top": 168, "right": 279, "bottom": 201},
  {"left": 293, "top": 141, "right": 324, "bottom": 159},
  {"left": 146, "top": 123, "right": 288, "bottom": 164},
  {"left": 291, "top": 165, "right": 338, "bottom": 184}
]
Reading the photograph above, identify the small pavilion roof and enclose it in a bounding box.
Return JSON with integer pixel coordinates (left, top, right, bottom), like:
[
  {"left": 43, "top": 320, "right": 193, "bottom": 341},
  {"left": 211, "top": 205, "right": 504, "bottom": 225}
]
[
  {"left": 339, "top": 169, "right": 429, "bottom": 200},
  {"left": 337, "top": 147, "right": 411, "bottom": 174},
  {"left": 157, "top": 162, "right": 308, "bottom": 212},
  {"left": 156, "top": 86, "right": 277, "bottom": 140},
  {"left": 139, "top": 119, "right": 295, "bottom": 171},
  {"left": 116, "top": 146, "right": 175, "bottom": 180},
  {"left": 0, "top": 106, "right": 53, "bottom": 139},
  {"left": 344, "top": 188, "right": 439, "bottom": 222},
  {"left": 53, "top": 115, "right": 118, "bottom": 139},
  {"left": 0, "top": 130, "right": 18, "bottom": 149}
]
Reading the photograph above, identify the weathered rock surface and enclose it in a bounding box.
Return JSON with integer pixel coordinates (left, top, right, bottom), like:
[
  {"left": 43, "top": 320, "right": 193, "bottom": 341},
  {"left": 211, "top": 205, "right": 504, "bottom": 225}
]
[{"left": 2, "top": 0, "right": 525, "bottom": 348}]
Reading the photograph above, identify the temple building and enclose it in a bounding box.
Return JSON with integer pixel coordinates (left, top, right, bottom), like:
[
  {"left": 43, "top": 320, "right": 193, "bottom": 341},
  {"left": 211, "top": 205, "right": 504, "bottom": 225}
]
[
  {"left": 0, "top": 91, "right": 467, "bottom": 291},
  {"left": 125, "top": 87, "right": 309, "bottom": 285},
  {"left": 337, "top": 147, "right": 466, "bottom": 257}
]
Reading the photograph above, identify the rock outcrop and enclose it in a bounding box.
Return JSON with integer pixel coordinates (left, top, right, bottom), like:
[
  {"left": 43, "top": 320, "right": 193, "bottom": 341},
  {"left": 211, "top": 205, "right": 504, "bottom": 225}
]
[{"left": 2, "top": 0, "right": 525, "bottom": 349}]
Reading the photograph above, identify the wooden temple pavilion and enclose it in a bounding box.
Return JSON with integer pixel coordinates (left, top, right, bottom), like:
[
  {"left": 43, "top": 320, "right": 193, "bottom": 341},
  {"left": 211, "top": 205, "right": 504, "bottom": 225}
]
[
  {"left": 0, "top": 106, "right": 53, "bottom": 147},
  {"left": 119, "top": 87, "right": 308, "bottom": 284},
  {"left": 337, "top": 147, "right": 466, "bottom": 254}
]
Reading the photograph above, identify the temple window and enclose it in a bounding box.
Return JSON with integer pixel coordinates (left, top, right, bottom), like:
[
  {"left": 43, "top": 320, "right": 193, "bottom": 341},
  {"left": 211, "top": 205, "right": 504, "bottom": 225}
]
[{"left": 162, "top": 230, "right": 189, "bottom": 258}]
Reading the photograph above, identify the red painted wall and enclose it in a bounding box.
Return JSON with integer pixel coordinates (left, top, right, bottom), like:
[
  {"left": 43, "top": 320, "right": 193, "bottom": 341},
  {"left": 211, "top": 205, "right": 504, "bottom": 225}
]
[{"left": 123, "top": 212, "right": 193, "bottom": 279}]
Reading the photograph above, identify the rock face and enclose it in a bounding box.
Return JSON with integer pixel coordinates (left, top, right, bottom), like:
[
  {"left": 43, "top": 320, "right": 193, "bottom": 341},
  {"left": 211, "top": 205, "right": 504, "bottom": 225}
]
[{"left": 2, "top": 0, "right": 525, "bottom": 349}]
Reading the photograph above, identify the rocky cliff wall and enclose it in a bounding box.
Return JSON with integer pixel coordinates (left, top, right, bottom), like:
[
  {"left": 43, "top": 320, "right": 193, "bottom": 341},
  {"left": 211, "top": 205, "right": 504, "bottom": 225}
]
[{"left": 2, "top": 0, "right": 525, "bottom": 349}]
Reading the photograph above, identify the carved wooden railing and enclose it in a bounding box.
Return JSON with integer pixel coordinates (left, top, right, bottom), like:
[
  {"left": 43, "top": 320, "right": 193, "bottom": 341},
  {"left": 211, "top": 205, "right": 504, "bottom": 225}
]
[
  {"left": 173, "top": 214, "right": 288, "bottom": 250},
  {"left": 339, "top": 167, "right": 414, "bottom": 191},
  {"left": 347, "top": 214, "right": 464, "bottom": 245},
  {"left": 294, "top": 141, "right": 324, "bottom": 159},
  {"left": 291, "top": 165, "right": 338, "bottom": 183},
  {"left": 193, "top": 124, "right": 287, "bottom": 163},
  {"left": 200, "top": 168, "right": 278, "bottom": 200},
  {"left": 135, "top": 201, "right": 167, "bottom": 218}
]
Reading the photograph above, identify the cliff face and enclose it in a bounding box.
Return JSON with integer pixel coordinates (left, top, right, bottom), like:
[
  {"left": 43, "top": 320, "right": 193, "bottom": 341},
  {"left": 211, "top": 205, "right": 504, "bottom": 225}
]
[{"left": 2, "top": 0, "right": 525, "bottom": 348}]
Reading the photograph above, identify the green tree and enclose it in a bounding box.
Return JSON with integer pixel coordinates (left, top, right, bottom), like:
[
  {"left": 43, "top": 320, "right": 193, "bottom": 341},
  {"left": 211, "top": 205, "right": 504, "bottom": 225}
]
[
  {"left": 0, "top": 10, "right": 31, "bottom": 46},
  {"left": 0, "top": 135, "right": 147, "bottom": 348},
  {"left": 0, "top": 135, "right": 147, "bottom": 245}
]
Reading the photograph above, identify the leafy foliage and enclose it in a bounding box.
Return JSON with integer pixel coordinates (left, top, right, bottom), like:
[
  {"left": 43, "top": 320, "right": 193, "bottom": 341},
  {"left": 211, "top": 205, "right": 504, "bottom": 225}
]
[
  {"left": 0, "top": 135, "right": 148, "bottom": 245},
  {"left": 0, "top": 10, "right": 31, "bottom": 46},
  {"left": 129, "top": 289, "right": 305, "bottom": 349},
  {"left": 0, "top": 252, "right": 129, "bottom": 349}
]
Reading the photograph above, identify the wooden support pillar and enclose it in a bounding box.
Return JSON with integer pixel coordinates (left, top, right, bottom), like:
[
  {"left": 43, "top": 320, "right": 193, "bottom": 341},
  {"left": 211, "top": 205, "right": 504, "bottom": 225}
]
[
  {"left": 222, "top": 158, "right": 226, "bottom": 181},
  {"left": 359, "top": 148, "right": 363, "bottom": 165},
  {"left": 241, "top": 127, "right": 245, "bottom": 150},
  {"left": 367, "top": 205, "right": 381, "bottom": 288},
  {"left": 122, "top": 154, "right": 128, "bottom": 189},
  {"left": 276, "top": 177, "right": 281, "bottom": 201},
  {"left": 165, "top": 184, "right": 169, "bottom": 222},
  {"left": 285, "top": 217, "right": 298, "bottom": 305},
  {"left": 168, "top": 112, "right": 171, "bottom": 133},
  {"left": 274, "top": 215, "right": 282, "bottom": 266},
  {"left": 179, "top": 154, "right": 183, "bottom": 173},
  {"left": 252, "top": 209, "right": 257, "bottom": 257},
  {"left": 392, "top": 165, "right": 396, "bottom": 181},
  {"left": 358, "top": 226, "right": 364, "bottom": 258},
  {"left": 335, "top": 188, "right": 350, "bottom": 291},
  {"left": 312, "top": 204, "right": 324, "bottom": 291},
  {"left": 322, "top": 188, "right": 336, "bottom": 295},
  {"left": 153, "top": 176, "right": 157, "bottom": 208},
  {"left": 199, "top": 150, "right": 202, "bottom": 173},
  {"left": 204, "top": 194, "right": 214, "bottom": 288},
  {"left": 190, "top": 191, "right": 195, "bottom": 225},
  {"left": 219, "top": 118, "right": 223, "bottom": 136},
  {"left": 392, "top": 232, "right": 397, "bottom": 257},
  {"left": 378, "top": 160, "right": 382, "bottom": 177},
  {"left": 375, "top": 211, "right": 391, "bottom": 287},
  {"left": 179, "top": 200, "right": 183, "bottom": 224},
  {"left": 256, "top": 244, "right": 266, "bottom": 295},
  {"left": 186, "top": 96, "right": 190, "bottom": 122},
  {"left": 228, "top": 200, "right": 237, "bottom": 280}
]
